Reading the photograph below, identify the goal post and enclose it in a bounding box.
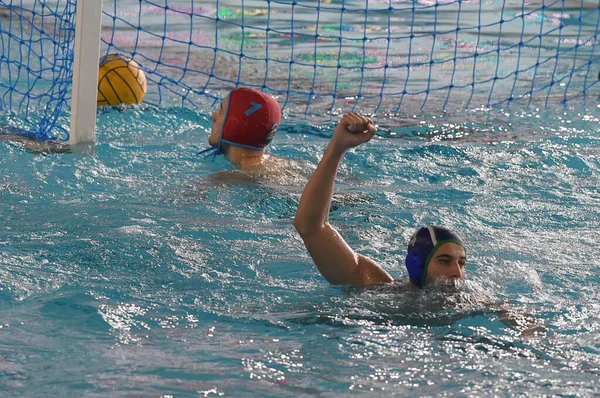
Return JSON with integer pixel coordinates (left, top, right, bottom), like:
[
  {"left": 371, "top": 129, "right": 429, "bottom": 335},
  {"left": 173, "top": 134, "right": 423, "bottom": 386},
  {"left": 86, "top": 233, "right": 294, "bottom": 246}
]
[{"left": 69, "top": 0, "right": 102, "bottom": 146}]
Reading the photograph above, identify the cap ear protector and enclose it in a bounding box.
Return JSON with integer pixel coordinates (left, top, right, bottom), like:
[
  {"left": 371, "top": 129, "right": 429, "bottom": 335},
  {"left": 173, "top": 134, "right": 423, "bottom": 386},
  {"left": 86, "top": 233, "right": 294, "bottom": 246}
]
[
  {"left": 405, "top": 249, "right": 425, "bottom": 286},
  {"left": 405, "top": 226, "right": 465, "bottom": 287}
]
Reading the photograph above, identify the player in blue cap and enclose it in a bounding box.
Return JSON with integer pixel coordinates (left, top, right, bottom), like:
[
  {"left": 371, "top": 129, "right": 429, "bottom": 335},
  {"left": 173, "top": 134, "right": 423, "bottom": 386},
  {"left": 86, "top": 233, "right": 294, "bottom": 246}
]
[
  {"left": 294, "top": 112, "right": 545, "bottom": 336},
  {"left": 294, "top": 112, "right": 466, "bottom": 287}
]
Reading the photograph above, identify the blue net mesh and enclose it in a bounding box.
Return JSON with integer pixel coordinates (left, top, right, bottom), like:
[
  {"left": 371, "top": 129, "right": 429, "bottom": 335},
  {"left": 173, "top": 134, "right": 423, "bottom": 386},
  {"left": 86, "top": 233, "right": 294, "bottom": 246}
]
[
  {"left": 0, "top": 0, "right": 76, "bottom": 140},
  {"left": 1, "top": 0, "right": 599, "bottom": 141}
]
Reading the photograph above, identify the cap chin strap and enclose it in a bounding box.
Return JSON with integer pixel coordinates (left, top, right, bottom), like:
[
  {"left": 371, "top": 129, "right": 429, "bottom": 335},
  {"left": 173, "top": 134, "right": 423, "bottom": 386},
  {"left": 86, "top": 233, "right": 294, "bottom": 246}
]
[
  {"left": 196, "top": 125, "right": 226, "bottom": 161},
  {"left": 220, "top": 139, "right": 265, "bottom": 152},
  {"left": 197, "top": 99, "right": 229, "bottom": 161},
  {"left": 196, "top": 145, "right": 222, "bottom": 160}
]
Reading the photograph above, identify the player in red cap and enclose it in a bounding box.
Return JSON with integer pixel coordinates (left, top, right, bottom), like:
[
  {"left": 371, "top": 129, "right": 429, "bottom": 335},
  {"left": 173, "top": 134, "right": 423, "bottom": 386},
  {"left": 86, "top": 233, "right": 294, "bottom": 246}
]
[{"left": 199, "top": 87, "right": 281, "bottom": 171}]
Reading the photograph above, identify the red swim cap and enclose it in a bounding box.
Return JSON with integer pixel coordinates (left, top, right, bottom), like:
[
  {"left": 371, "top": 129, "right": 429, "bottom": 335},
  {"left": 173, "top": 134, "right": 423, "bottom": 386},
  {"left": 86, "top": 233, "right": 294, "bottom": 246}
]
[{"left": 220, "top": 88, "right": 281, "bottom": 151}]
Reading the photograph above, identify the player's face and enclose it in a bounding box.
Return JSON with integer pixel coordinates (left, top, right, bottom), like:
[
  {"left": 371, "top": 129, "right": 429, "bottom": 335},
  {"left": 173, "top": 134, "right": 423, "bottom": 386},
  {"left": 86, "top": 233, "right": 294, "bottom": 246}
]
[
  {"left": 425, "top": 243, "right": 466, "bottom": 284},
  {"left": 209, "top": 95, "right": 230, "bottom": 146}
]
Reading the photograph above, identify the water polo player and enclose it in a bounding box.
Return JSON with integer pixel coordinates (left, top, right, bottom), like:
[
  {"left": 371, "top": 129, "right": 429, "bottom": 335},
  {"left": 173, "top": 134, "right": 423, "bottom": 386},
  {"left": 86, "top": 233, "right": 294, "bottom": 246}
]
[
  {"left": 200, "top": 87, "right": 281, "bottom": 171},
  {"left": 294, "top": 112, "right": 545, "bottom": 336},
  {"left": 294, "top": 112, "right": 466, "bottom": 288}
]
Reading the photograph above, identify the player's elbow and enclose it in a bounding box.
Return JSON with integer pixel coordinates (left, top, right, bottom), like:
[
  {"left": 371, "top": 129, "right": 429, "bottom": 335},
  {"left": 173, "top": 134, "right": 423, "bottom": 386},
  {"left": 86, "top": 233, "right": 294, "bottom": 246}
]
[
  {"left": 293, "top": 215, "right": 323, "bottom": 238},
  {"left": 293, "top": 215, "right": 311, "bottom": 237}
]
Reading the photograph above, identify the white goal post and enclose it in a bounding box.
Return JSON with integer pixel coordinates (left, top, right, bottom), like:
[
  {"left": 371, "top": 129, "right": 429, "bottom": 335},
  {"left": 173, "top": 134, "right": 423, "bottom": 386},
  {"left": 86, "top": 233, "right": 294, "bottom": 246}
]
[{"left": 69, "top": 0, "right": 103, "bottom": 146}]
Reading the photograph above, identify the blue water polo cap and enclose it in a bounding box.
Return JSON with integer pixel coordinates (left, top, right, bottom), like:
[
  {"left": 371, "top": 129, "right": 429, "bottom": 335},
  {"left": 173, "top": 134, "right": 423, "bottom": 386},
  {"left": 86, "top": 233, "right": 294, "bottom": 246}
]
[{"left": 405, "top": 226, "right": 465, "bottom": 287}]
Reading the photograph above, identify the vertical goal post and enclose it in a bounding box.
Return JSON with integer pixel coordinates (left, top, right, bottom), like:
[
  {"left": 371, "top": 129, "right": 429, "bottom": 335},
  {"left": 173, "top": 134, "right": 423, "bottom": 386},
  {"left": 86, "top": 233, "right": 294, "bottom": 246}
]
[{"left": 69, "top": 0, "right": 102, "bottom": 146}]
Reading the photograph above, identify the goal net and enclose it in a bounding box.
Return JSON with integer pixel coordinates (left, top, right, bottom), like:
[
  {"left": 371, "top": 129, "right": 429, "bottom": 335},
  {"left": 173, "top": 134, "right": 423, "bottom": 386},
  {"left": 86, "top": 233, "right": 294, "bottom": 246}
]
[{"left": 1, "top": 0, "right": 598, "bottom": 142}]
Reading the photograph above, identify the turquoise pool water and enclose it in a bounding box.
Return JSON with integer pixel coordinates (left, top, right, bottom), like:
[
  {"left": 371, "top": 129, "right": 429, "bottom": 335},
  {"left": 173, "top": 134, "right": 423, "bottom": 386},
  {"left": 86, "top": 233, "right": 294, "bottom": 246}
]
[
  {"left": 1, "top": 104, "right": 599, "bottom": 396},
  {"left": 1, "top": 0, "right": 600, "bottom": 395}
]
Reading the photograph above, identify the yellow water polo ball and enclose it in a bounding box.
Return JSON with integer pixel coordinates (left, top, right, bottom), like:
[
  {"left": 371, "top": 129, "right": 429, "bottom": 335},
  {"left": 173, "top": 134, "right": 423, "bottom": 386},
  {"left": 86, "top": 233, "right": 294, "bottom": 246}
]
[{"left": 97, "top": 54, "right": 147, "bottom": 107}]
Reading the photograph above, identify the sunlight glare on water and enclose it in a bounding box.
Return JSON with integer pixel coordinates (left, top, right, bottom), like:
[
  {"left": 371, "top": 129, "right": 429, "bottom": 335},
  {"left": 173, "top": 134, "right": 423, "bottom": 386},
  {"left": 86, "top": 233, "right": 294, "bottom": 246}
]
[
  {"left": 1, "top": 104, "right": 600, "bottom": 396},
  {"left": 1, "top": 0, "right": 600, "bottom": 394}
]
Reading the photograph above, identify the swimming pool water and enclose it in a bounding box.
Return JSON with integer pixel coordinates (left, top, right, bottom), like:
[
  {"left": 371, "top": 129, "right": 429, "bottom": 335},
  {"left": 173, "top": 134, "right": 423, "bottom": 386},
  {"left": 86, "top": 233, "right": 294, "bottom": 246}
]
[{"left": 1, "top": 104, "right": 599, "bottom": 396}]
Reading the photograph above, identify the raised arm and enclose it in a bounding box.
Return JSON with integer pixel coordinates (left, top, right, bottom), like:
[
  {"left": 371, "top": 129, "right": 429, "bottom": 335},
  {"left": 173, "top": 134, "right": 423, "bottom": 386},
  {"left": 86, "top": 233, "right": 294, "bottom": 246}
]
[{"left": 294, "top": 113, "right": 393, "bottom": 286}]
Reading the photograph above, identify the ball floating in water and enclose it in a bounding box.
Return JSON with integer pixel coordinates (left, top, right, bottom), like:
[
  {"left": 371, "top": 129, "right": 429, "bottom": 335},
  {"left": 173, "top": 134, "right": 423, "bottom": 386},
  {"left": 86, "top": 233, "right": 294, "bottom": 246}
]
[{"left": 97, "top": 54, "right": 147, "bottom": 107}]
